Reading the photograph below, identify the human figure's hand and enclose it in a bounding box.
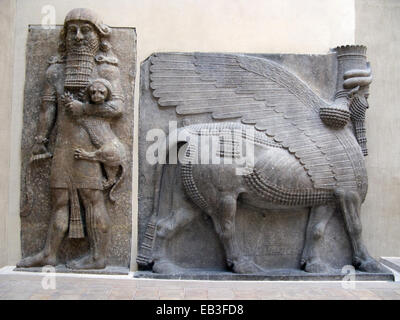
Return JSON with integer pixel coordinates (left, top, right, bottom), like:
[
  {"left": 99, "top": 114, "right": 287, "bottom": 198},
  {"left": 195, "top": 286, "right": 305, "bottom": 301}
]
[
  {"left": 32, "top": 142, "right": 48, "bottom": 156},
  {"left": 61, "top": 91, "right": 74, "bottom": 104},
  {"left": 65, "top": 99, "right": 84, "bottom": 117}
]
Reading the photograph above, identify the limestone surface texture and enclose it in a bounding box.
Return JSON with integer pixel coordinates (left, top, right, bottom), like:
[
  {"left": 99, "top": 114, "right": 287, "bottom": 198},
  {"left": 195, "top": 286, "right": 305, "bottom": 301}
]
[
  {"left": 137, "top": 48, "right": 389, "bottom": 277},
  {"left": 0, "top": 0, "right": 399, "bottom": 270},
  {"left": 18, "top": 23, "right": 136, "bottom": 269}
]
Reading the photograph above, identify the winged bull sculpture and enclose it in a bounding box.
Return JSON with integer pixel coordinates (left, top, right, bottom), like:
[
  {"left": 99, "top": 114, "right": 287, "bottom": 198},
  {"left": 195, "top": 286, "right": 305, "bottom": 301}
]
[{"left": 138, "top": 45, "right": 387, "bottom": 274}]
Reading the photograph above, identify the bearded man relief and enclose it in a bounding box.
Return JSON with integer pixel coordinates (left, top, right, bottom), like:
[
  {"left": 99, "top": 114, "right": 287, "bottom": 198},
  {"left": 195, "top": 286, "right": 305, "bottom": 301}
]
[{"left": 18, "top": 8, "right": 126, "bottom": 270}]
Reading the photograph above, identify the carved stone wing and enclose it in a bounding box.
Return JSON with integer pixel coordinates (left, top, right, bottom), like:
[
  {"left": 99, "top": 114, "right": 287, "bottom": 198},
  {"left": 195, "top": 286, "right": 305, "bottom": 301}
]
[{"left": 150, "top": 53, "right": 358, "bottom": 190}]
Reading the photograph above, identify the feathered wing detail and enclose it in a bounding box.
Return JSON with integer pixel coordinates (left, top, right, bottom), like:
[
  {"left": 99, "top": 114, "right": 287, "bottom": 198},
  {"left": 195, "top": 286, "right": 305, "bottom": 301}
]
[{"left": 150, "top": 52, "right": 358, "bottom": 190}]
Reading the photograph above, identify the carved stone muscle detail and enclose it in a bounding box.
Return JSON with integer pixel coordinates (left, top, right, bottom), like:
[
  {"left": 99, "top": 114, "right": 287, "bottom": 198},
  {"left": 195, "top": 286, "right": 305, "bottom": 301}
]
[{"left": 243, "top": 171, "right": 333, "bottom": 206}]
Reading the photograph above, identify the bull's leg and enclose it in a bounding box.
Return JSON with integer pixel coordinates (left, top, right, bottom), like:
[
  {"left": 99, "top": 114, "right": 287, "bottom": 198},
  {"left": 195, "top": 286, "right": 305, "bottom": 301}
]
[
  {"left": 210, "top": 193, "right": 264, "bottom": 274},
  {"left": 152, "top": 189, "right": 200, "bottom": 274},
  {"left": 301, "top": 205, "right": 335, "bottom": 273},
  {"left": 335, "top": 189, "right": 387, "bottom": 273}
]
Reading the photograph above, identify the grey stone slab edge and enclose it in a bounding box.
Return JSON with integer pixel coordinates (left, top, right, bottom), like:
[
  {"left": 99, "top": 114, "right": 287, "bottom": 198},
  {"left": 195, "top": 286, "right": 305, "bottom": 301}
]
[
  {"left": 134, "top": 270, "right": 394, "bottom": 281},
  {"left": 13, "top": 266, "right": 129, "bottom": 275},
  {"left": 380, "top": 257, "right": 400, "bottom": 273}
]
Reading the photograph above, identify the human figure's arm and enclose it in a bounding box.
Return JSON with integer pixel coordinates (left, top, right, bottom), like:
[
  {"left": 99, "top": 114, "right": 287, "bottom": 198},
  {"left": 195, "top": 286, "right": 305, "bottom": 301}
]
[
  {"left": 66, "top": 64, "right": 125, "bottom": 119},
  {"left": 33, "top": 79, "right": 57, "bottom": 156}
]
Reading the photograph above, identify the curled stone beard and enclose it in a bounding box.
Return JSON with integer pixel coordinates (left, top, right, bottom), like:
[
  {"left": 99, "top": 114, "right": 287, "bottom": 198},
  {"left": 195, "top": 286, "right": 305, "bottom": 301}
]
[
  {"left": 64, "top": 37, "right": 100, "bottom": 90},
  {"left": 350, "top": 95, "right": 368, "bottom": 156}
]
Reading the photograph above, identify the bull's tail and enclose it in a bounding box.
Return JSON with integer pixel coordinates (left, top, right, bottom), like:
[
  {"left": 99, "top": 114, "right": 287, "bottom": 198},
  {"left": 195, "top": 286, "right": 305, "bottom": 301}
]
[
  {"left": 136, "top": 128, "right": 187, "bottom": 267},
  {"left": 136, "top": 161, "right": 165, "bottom": 267}
]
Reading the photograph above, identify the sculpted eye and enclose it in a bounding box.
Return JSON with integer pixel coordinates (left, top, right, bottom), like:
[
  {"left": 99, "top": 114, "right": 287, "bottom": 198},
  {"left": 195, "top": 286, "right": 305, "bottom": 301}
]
[
  {"left": 81, "top": 25, "right": 92, "bottom": 34},
  {"left": 68, "top": 26, "right": 77, "bottom": 33}
]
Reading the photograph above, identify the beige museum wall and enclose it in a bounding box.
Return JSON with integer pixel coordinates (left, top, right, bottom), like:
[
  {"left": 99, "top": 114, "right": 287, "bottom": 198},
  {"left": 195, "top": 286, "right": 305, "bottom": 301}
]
[
  {"left": 355, "top": 0, "right": 400, "bottom": 258},
  {"left": 5, "top": 0, "right": 389, "bottom": 268},
  {"left": 0, "top": 0, "right": 15, "bottom": 267}
]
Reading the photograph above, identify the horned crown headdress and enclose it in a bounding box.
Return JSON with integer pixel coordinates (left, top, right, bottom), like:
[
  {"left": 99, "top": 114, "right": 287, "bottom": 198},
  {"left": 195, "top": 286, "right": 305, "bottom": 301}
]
[{"left": 319, "top": 45, "right": 372, "bottom": 129}]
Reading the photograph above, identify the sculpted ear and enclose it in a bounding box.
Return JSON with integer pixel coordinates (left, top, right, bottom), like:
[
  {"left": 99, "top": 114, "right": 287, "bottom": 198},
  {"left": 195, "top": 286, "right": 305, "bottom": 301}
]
[{"left": 98, "top": 24, "right": 111, "bottom": 37}]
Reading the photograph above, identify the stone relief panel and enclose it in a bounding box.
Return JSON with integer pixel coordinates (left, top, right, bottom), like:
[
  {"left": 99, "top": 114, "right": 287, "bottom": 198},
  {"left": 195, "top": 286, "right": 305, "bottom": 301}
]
[
  {"left": 137, "top": 47, "right": 390, "bottom": 277},
  {"left": 17, "top": 8, "right": 136, "bottom": 273}
]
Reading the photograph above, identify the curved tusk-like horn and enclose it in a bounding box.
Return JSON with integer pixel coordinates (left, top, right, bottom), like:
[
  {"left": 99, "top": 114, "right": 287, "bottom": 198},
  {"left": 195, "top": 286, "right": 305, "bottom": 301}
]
[
  {"left": 343, "top": 76, "right": 372, "bottom": 89},
  {"left": 343, "top": 62, "right": 371, "bottom": 79}
]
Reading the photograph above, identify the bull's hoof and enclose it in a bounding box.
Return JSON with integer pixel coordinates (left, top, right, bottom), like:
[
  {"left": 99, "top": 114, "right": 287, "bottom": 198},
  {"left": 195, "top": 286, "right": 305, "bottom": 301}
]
[
  {"left": 153, "top": 259, "right": 186, "bottom": 274},
  {"left": 303, "top": 258, "right": 333, "bottom": 274},
  {"left": 233, "top": 258, "right": 265, "bottom": 274},
  {"left": 356, "top": 258, "right": 389, "bottom": 273}
]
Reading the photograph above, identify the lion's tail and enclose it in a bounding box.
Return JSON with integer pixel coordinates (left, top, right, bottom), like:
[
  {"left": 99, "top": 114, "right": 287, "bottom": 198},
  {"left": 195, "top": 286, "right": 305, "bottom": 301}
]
[{"left": 108, "top": 164, "right": 125, "bottom": 203}]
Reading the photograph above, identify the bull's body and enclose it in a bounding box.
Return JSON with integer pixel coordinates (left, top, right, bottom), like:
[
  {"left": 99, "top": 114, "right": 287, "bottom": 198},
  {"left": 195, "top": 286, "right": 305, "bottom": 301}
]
[
  {"left": 141, "top": 122, "right": 384, "bottom": 274},
  {"left": 184, "top": 124, "right": 336, "bottom": 211}
]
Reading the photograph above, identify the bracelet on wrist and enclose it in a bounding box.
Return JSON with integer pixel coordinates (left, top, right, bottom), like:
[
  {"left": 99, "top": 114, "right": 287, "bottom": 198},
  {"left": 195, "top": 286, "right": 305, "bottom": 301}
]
[{"left": 34, "top": 136, "right": 48, "bottom": 144}]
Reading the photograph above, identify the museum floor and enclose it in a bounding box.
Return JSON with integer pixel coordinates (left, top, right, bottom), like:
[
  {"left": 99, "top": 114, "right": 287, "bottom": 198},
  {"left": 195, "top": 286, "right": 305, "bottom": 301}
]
[{"left": 1, "top": 266, "right": 400, "bottom": 300}]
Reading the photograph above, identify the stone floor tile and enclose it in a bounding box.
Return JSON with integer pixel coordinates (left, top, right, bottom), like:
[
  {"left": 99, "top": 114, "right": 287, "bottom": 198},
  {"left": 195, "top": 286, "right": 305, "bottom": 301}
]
[
  {"left": 134, "top": 287, "right": 159, "bottom": 300},
  {"left": 55, "top": 294, "right": 82, "bottom": 300},
  {"left": 107, "top": 288, "right": 136, "bottom": 300},
  {"left": 233, "top": 290, "right": 259, "bottom": 300},
  {"left": 85, "top": 288, "right": 112, "bottom": 296},
  {"left": 347, "top": 289, "right": 382, "bottom": 300},
  {"left": 1, "top": 290, "right": 36, "bottom": 300},
  {"left": 278, "top": 288, "right": 356, "bottom": 300},
  {"left": 159, "top": 288, "right": 184, "bottom": 300},
  {"left": 207, "top": 288, "right": 235, "bottom": 300},
  {"left": 167, "top": 280, "right": 231, "bottom": 289},
  {"left": 305, "top": 288, "right": 356, "bottom": 299},
  {"left": 184, "top": 288, "right": 208, "bottom": 300},
  {"left": 370, "top": 289, "right": 400, "bottom": 300},
  {"left": 352, "top": 281, "right": 400, "bottom": 289},
  {"left": 1, "top": 272, "right": 400, "bottom": 300},
  {"left": 135, "top": 279, "right": 182, "bottom": 288},
  {"left": 256, "top": 289, "right": 284, "bottom": 300}
]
